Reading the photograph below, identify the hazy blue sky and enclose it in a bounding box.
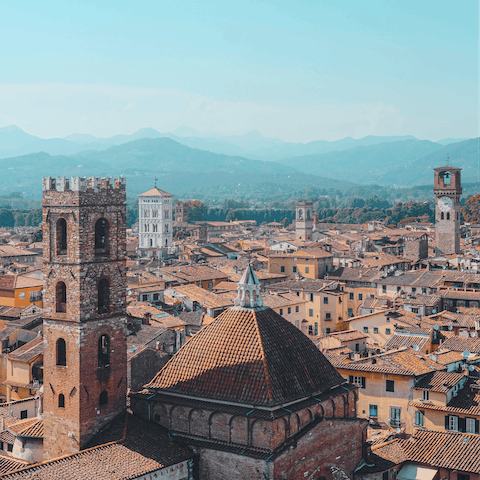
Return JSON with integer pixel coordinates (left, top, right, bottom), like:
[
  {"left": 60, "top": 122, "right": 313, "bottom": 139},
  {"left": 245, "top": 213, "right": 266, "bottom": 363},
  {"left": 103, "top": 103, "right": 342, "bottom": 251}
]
[{"left": 0, "top": 0, "right": 478, "bottom": 142}]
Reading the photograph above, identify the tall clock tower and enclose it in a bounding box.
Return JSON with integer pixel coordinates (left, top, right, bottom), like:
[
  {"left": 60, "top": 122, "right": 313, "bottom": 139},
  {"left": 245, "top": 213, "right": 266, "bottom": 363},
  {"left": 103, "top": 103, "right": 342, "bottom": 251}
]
[{"left": 434, "top": 165, "right": 461, "bottom": 254}]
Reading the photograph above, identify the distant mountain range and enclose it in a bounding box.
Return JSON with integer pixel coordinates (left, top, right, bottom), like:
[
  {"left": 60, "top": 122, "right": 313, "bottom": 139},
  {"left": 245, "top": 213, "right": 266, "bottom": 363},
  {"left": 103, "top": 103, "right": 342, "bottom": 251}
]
[
  {"left": 0, "top": 125, "right": 477, "bottom": 199},
  {"left": 0, "top": 124, "right": 474, "bottom": 161},
  {"left": 0, "top": 138, "right": 352, "bottom": 199}
]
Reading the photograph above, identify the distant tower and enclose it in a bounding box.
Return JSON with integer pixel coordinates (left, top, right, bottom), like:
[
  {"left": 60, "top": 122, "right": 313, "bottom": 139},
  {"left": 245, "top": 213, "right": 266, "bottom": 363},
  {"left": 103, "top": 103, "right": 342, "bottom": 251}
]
[
  {"left": 42, "top": 176, "right": 127, "bottom": 460},
  {"left": 138, "top": 186, "right": 173, "bottom": 257},
  {"left": 434, "top": 165, "right": 462, "bottom": 254},
  {"left": 175, "top": 201, "right": 189, "bottom": 224},
  {"left": 295, "top": 202, "right": 313, "bottom": 241}
]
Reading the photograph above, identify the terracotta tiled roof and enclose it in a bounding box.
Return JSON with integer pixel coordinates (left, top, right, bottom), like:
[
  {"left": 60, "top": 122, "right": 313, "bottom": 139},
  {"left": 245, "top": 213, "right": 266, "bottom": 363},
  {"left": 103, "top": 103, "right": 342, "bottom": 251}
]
[
  {"left": 399, "top": 429, "right": 480, "bottom": 473},
  {"left": 138, "top": 187, "right": 173, "bottom": 197},
  {"left": 0, "top": 455, "right": 30, "bottom": 475},
  {"left": 2, "top": 412, "right": 193, "bottom": 479},
  {"left": 337, "top": 348, "right": 445, "bottom": 376},
  {"left": 384, "top": 334, "right": 430, "bottom": 352},
  {"left": 441, "top": 336, "right": 480, "bottom": 354},
  {"left": 8, "top": 418, "right": 43, "bottom": 438},
  {"left": 7, "top": 337, "right": 43, "bottom": 363},
  {"left": 146, "top": 306, "right": 346, "bottom": 407},
  {"left": 325, "top": 330, "right": 369, "bottom": 342},
  {"left": 413, "top": 370, "right": 465, "bottom": 392}
]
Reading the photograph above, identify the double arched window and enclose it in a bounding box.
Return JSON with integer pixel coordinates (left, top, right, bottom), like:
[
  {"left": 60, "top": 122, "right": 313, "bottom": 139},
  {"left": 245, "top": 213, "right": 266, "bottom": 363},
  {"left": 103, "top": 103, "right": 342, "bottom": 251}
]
[{"left": 55, "top": 282, "right": 67, "bottom": 313}]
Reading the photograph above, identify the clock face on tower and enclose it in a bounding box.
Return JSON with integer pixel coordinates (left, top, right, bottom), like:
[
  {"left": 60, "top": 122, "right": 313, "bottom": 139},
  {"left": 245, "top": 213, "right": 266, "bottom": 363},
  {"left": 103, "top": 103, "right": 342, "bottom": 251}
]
[{"left": 438, "top": 196, "right": 454, "bottom": 212}]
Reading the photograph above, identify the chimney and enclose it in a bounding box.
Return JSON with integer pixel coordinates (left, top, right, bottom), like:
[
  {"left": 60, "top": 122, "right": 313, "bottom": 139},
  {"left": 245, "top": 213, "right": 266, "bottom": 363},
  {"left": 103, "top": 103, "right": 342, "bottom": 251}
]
[{"left": 143, "top": 312, "right": 151, "bottom": 325}]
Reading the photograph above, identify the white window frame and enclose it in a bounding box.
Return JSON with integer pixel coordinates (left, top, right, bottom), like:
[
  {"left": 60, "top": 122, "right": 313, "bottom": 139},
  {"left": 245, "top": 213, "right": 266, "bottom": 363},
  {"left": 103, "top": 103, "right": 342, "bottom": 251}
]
[
  {"left": 449, "top": 415, "right": 458, "bottom": 431},
  {"left": 422, "top": 390, "right": 429, "bottom": 401},
  {"left": 466, "top": 417, "right": 475, "bottom": 433}
]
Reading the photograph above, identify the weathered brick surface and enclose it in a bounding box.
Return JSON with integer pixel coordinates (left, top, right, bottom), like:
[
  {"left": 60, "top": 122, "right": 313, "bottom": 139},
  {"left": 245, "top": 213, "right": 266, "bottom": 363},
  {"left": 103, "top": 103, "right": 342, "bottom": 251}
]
[{"left": 42, "top": 177, "right": 128, "bottom": 460}]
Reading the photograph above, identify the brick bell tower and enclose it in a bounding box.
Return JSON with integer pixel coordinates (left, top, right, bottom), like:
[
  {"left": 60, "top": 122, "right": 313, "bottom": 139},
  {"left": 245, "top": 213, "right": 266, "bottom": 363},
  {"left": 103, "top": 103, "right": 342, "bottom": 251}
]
[
  {"left": 42, "top": 176, "right": 127, "bottom": 460},
  {"left": 434, "top": 165, "right": 462, "bottom": 255}
]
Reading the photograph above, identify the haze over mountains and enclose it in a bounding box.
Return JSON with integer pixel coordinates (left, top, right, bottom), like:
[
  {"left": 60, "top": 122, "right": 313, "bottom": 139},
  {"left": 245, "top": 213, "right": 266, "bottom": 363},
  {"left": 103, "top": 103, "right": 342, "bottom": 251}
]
[{"left": 0, "top": 125, "right": 477, "bottom": 199}]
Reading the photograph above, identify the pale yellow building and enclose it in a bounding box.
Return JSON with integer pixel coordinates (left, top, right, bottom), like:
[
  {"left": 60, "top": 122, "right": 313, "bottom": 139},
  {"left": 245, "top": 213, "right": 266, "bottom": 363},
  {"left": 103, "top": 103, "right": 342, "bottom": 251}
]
[
  {"left": 268, "top": 279, "right": 348, "bottom": 336},
  {"left": 335, "top": 348, "right": 445, "bottom": 434},
  {"left": 268, "top": 248, "right": 333, "bottom": 279}
]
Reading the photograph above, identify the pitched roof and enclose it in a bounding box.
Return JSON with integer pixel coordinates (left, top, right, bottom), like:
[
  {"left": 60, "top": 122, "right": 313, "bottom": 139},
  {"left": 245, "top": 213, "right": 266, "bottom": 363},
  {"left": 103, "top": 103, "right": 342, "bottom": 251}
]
[
  {"left": 146, "top": 306, "right": 346, "bottom": 407},
  {"left": 413, "top": 370, "right": 465, "bottom": 392},
  {"left": 7, "top": 336, "right": 43, "bottom": 363},
  {"left": 337, "top": 348, "right": 445, "bottom": 376},
  {"left": 1, "top": 412, "right": 193, "bottom": 479},
  {"left": 8, "top": 417, "right": 43, "bottom": 438},
  {"left": 399, "top": 429, "right": 480, "bottom": 473},
  {"left": 138, "top": 187, "right": 173, "bottom": 197}
]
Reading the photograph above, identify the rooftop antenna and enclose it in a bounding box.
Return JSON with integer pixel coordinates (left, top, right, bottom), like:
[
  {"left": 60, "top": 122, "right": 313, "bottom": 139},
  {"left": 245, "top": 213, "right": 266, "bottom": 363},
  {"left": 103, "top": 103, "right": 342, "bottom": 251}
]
[{"left": 154, "top": 177, "right": 158, "bottom": 187}]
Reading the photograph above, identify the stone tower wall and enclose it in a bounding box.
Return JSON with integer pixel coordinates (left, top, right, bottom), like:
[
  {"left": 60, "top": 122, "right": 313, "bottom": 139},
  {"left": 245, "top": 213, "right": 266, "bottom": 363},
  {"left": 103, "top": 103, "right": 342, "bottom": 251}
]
[{"left": 42, "top": 176, "right": 127, "bottom": 460}]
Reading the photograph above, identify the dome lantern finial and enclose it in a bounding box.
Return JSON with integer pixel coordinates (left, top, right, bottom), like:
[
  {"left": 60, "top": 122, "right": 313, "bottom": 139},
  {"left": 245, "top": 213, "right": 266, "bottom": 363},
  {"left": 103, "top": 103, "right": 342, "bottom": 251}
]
[{"left": 234, "top": 264, "right": 263, "bottom": 308}]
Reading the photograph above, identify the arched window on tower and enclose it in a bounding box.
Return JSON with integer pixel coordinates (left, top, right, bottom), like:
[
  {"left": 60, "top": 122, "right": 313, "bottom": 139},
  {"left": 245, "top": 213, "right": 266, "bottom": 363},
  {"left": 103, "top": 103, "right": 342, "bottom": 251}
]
[
  {"left": 443, "top": 171, "right": 451, "bottom": 185},
  {"left": 58, "top": 394, "right": 65, "bottom": 408},
  {"left": 98, "top": 279, "right": 110, "bottom": 314},
  {"left": 95, "top": 218, "right": 109, "bottom": 254},
  {"left": 99, "top": 391, "right": 108, "bottom": 406},
  {"left": 447, "top": 212, "right": 450, "bottom": 220},
  {"left": 98, "top": 335, "right": 110, "bottom": 368},
  {"left": 55, "top": 282, "right": 66, "bottom": 313},
  {"left": 56, "top": 218, "right": 67, "bottom": 255},
  {"left": 441, "top": 212, "right": 444, "bottom": 220},
  {"left": 56, "top": 338, "right": 66, "bottom": 366}
]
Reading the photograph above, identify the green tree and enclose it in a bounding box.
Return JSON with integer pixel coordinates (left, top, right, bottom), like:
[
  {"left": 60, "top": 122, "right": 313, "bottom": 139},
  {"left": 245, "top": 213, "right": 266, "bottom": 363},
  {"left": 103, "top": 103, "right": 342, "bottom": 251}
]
[
  {"left": 25, "top": 209, "right": 42, "bottom": 227},
  {"left": 0, "top": 210, "right": 15, "bottom": 227}
]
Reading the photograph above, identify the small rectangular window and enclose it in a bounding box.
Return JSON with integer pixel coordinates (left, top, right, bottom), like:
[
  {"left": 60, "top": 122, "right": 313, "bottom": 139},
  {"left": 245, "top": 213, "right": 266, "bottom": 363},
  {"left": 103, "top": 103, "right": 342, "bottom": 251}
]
[
  {"left": 369, "top": 404, "right": 378, "bottom": 417},
  {"left": 314, "top": 322, "right": 318, "bottom": 335},
  {"left": 359, "top": 293, "right": 363, "bottom": 300},
  {"left": 374, "top": 327, "right": 379, "bottom": 334},
  {"left": 295, "top": 306, "right": 299, "bottom": 313},
  {"left": 308, "top": 309, "right": 313, "bottom": 317},
  {"left": 7, "top": 444, "right": 12, "bottom": 452},
  {"left": 422, "top": 390, "right": 429, "bottom": 401},
  {"left": 308, "top": 325, "right": 313, "bottom": 335},
  {"left": 363, "top": 327, "right": 368, "bottom": 333},
  {"left": 323, "top": 297, "right": 328, "bottom": 304},
  {"left": 386, "top": 380, "right": 395, "bottom": 392},
  {"left": 348, "top": 308, "right": 353, "bottom": 317},
  {"left": 386, "top": 328, "right": 391, "bottom": 335},
  {"left": 280, "top": 309, "right": 283, "bottom": 315},
  {"left": 448, "top": 415, "right": 458, "bottom": 431},
  {"left": 287, "top": 307, "right": 291, "bottom": 314},
  {"left": 280, "top": 266, "right": 285, "bottom": 273},
  {"left": 309, "top": 293, "right": 314, "bottom": 302},
  {"left": 292, "top": 266, "right": 297, "bottom": 273},
  {"left": 20, "top": 410, "right": 27, "bottom": 419},
  {"left": 415, "top": 410, "right": 424, "bottom": 426},
  {"left": 326, "top": 313, "right": 331, "bottom": 321},
  {"left": 382, "top": 285, "right": 387, "bottom": 293},
  {"left": 305, "top": 267, "right": 309, "bottom": 274},
  {"left": 326, "top": 327, "right": 331, "bottom": 334},
  {"left": 390, "top": 406, "right": 401, "bottom": 427},
  {"left": 349, "top": 292, "right": 354, "bottom": 300}
]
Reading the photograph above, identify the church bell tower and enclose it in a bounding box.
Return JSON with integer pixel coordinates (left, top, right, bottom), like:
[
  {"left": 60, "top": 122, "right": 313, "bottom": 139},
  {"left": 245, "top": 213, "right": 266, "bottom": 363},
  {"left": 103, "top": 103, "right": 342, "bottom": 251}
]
[
  {"left": 295, "top": 202, "right": 313, "bottom": 241},
  {"left": 434, "top": 165, "right": 462, "bottom": 254},
  {"left": 42, "top": 176, "right": 127, "bottom": 460}
]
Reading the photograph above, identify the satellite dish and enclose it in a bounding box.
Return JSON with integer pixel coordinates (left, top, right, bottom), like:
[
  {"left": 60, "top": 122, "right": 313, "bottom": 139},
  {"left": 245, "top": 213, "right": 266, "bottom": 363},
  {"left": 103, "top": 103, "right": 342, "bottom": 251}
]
[
  {"left": 432, "top": 309, "right": 437, "bottom": 314},
  {"left": 448, "top": 325, "right": 453, "bottom": 331},
  {"left": 469, "top": 365, "right": 475, "bottom": 372},
  {"left": 434, "top": 325, "right": 439, "bottom": 330},
  {"left": 395, "top": 428, "right": 401, "bottom": 434},
  {"left": 413, "top": 345, "right": 420, "bottom": 351},
  {"left": 471, "top": 332, "right": 476, "bottom": 337},
  {"left": 463, "top": 350, "right": 471, "bottom": 359}
]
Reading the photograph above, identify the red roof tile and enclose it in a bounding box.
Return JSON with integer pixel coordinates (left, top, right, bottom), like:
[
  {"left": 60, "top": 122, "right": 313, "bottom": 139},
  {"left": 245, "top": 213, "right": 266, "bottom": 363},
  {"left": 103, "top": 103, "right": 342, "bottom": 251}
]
[{"left": 146, "top": 306, "right": 346, "bottom": 407}]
